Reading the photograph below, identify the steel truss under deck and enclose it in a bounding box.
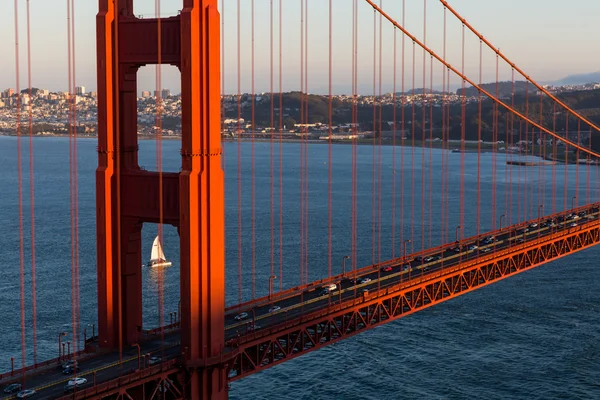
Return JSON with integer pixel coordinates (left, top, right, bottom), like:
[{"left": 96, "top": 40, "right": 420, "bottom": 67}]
[
  {"left": 226, "top": 222, "right": 600, "bottom": 380},
  {"left": 48, "top": 222, "right": 600, "bottom": 398}
]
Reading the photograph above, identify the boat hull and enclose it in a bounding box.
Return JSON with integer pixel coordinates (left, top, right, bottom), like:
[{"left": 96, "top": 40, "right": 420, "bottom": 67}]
[{"left": 147, "top": 261, "right": 173, "bottom": 268}]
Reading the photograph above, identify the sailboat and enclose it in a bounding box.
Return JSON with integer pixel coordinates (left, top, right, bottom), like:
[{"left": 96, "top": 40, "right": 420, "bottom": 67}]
[{"left": 147, "top": 236, "right": 172, "bottom": 268}]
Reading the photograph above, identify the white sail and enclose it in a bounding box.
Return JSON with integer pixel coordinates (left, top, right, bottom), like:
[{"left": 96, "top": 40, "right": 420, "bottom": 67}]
[
  {"left": 148, "top": 235, "right": 171, "bottom": 267},
  {"left": 150, "top": 236, "right": 166, "bottom": 261}
]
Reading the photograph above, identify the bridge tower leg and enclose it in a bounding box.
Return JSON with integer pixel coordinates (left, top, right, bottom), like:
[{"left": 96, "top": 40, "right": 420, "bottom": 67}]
[
  {"left": 96, "top": 1, "right": 226, "bottom": 398},
  {"left": 179, "top": 1, "right": 227, "bottom": 399}
]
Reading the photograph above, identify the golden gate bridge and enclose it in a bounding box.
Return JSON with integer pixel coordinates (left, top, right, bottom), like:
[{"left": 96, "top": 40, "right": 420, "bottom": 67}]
[{"left": 2, "top": 0, "right": 600, "bottom": 398}]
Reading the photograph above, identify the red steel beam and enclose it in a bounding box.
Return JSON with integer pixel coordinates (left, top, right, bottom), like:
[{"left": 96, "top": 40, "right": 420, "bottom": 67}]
[
  {"left": 226, "top": 202, "right": 598, "bottom": 315},
  {"left": 96, "top": 0, "right": 226, "bottom": 398},
  {"left": 226, "top": 221, "right": 600, "bottom": 380},
  {"left": 179, "top": 0, "right": 226, "bottom": 399}
]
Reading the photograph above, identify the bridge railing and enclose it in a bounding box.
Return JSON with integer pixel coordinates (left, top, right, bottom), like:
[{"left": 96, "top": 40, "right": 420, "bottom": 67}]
[
  {"left": 227, "top": 208, "right": 600, "bottom": 347},
  {"left": 0, "top": 344, "right": 96, "bottom": 383},
  {"left": 225, "top": 202, "right": 600, "bottom": 316},
  {"left": 55, "top": 360, "right": 180, "bottom": 400}
]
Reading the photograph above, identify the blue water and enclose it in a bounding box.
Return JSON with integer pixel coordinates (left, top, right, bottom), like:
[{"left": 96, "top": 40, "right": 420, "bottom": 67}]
[{"left": 0, "top": 136, "right": 599, "bottom": 399}]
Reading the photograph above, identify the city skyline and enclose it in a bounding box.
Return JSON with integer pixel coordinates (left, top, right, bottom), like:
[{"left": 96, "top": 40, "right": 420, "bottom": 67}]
[{"left": 1, "top": 0, "right": 600, "bottom": 95}]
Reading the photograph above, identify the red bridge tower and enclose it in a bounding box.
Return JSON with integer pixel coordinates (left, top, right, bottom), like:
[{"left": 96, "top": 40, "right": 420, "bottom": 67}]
[{"left": 96, "top": 0, "right": 225, "bottom": 398}]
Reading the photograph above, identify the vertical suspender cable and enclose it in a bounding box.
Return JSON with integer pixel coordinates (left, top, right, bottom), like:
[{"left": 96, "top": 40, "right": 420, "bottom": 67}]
[
  {"left": 70, "top": 0, "right": 81, "bottom": 359},
  {"left": 492, "top": 53, "right": 498, "bottom": 229},
  {"left": 410, "top": 40, "right": 415, "bottom": 254},
  {"left": 304, "top": 0, "right": 309, "bottom": 284},
  {"left": 279, "top": 0, "right": 283, "bottom": 291},
  {"left": 428, "top": 55, "right": 433, "bottom": 248},
  {"left": 459, "top": 24, "right": 465, "bottom": 241},
  {"left": 270, "top": 0, "right": 275, "bottom": 284},
  {"left": 552, "top": 102, "right": 557, "bottom": 214},
  {"left": 400, "top": 0, "right": 405, "bottom": 260},
  {"left": 524, "top": 82, "right": 530, "bottom": 220},
  {"left": 476, "top": 40, "right": 481, "bottom": 237},
  {"left": 564, "top": 114, "right": 569, "bottom": 210},
  {"left": 575, "top": 120, "right": 580, "bottom": 207},
  {"left": 26, "top": 0, "right": 38, "bottom": 366},
  {"left": 67, "top": 0, "right": 75, "bottom": 364},
  {"left": 352, "top": 0, "right": 358, "bottom": 283},
  {"left": 421, "top": 0, "right": 426, "bottom": 254},
  {"left": 539, "top": 93, "right": 544, "bottom": 220},
  {"left": 510, "top": 70, "right": 515, "bottom": 226},
  {"left": 328, "top": 0, "right": 332, "bottom": 278},
  {"left": 371, "top": 8, "right": 376, "bottom": 265},
  {"left": 14, "top": 0, "right": 27, "bottom": 375},
  {"left": 377, "top": 0, "right": 382, "bottom": 265},
  {"left": 236, "top": 0, "right": 242, "bottom": 304},
  {"left": 251, "top": 0, "right": 256, "bottom": 297},
  {"left": 392, "top": 27, "right": 397, "bottom": 257},
  {"left": 441, "top": 5, "right": 446, "bottom": 245},
  {"left": 299, "top": 0, "right": 304, "bottom": 285},
  {"left": 155, "top": 0, "right": 165, "bottom": 351}
]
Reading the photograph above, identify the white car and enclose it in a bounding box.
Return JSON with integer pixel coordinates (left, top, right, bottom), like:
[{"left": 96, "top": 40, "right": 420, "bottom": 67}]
[
  {"left": 268, "top": 306, "right": 281, "bottom": 313},
  {"left": 67, "top": 378, "right": 87, "bottom": 387},
  {"left": 234, "top": 312, "right": 249, "bottom": 321},
  {"left": 16, "top": 390, "right": 36, "bottom": 399},
  {"left": 64, "top": 377, "right": 87, "bottom": 392},
  {"left": 359, "top": 277, "right": 372, "bottom": 284}
]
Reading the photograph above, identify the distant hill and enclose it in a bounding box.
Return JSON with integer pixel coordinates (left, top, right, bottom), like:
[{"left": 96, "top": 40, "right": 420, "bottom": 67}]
[
  {"left": 555, "top": 71, "right": 600, "bottom": 86},
  {"left": 456, "top": 81, "right": 532, "bottom": 97}
]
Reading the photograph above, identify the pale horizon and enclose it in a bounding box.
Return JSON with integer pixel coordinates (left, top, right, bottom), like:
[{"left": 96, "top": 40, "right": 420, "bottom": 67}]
[{"left": 1, "top": 0, "right": 599, "bottom": 95}]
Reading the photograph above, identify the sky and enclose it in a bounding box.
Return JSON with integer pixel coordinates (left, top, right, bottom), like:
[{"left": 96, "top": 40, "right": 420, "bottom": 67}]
[{"left": 1, "top": 0, "right": 599, "bottom": 95}]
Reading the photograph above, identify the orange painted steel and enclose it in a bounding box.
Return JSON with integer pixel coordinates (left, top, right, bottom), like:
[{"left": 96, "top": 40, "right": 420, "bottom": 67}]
[
  {"left": 55, "top": 362, "right": 181, "bottom": 399},
  {"left": 225, "top": 203, "right": 596, "bottom": 316},
  {"left": 226, "top": 221, "right": 600, "bottom": 380},
  {"left": 363, "top": 0, "right": 600, "bottom": 159},
  {"left": 179, "top": 1, "right": 227, "bottom": 398},
  {"left": 97, "top": 0, "right": 182, "bottom": 349},
  {"left": 96, "top": 0, "right": 226, "bottom": 398}
]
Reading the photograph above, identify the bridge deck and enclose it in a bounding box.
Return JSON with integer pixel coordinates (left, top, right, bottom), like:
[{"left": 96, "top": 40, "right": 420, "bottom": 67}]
[{"left": 1, "top": 203, "right": 598, "bottom": 398}]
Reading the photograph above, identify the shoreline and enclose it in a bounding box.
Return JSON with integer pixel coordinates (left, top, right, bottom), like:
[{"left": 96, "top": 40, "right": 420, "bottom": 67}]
[{"left": 1, "top": 133, "right": 594, "bottom": 165}]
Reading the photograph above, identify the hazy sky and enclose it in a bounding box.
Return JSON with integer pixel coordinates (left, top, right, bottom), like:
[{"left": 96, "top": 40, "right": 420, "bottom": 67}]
[{"left": 1, "top": 0, "right": 599, "bottom": 95}]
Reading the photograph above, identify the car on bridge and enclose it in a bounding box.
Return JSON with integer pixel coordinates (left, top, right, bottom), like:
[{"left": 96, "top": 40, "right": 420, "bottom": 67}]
[
  {"left": 149, "top": 356, "right": 162, "bottom": 365},
  {"left": 3, "top": 383, "right": 21, "bottom": 394},
  {"left": 234, "top": 312, "right": 249, "bottom": 321},
  {"left": 63, "top": 365, "right": 79, "bottom": 375},
  {"left": 268, "top": 305, "right": 281, "bottom": 313},
  {"left": 61, "top": 360, "right": 77, "bottom": 370},
  {"left": 381, "top": 266, "right": 393, "bottom": 272},
  {"left": 64, "top": 377, "right": 88, "bottom": 392},
  {"left": 16, "top": 389, "right": 36, "bottom": 399}
]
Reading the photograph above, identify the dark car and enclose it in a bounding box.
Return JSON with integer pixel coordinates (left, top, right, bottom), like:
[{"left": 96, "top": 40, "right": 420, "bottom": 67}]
[
  {"left": 4, "top": 383, "right": 22, "bottom": 394},
  {"left": 63, "top": 365, "right": 78, "bottom": 375}
]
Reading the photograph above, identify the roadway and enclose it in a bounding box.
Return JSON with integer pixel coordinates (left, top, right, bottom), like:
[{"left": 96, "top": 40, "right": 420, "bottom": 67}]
[
  {"left": 222, "top": 203, "right": 600, "bottom": 340},
  {"left": 0, "top": 335, "right": 180, "bottom": 400},
  {"left": 2, "top": 203, "right": 598, "bottom": 398}
]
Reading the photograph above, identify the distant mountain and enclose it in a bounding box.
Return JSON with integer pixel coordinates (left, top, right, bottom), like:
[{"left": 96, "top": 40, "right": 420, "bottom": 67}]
[{"left": 555, "top": 71, "right": 600, "bottom": 86}]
